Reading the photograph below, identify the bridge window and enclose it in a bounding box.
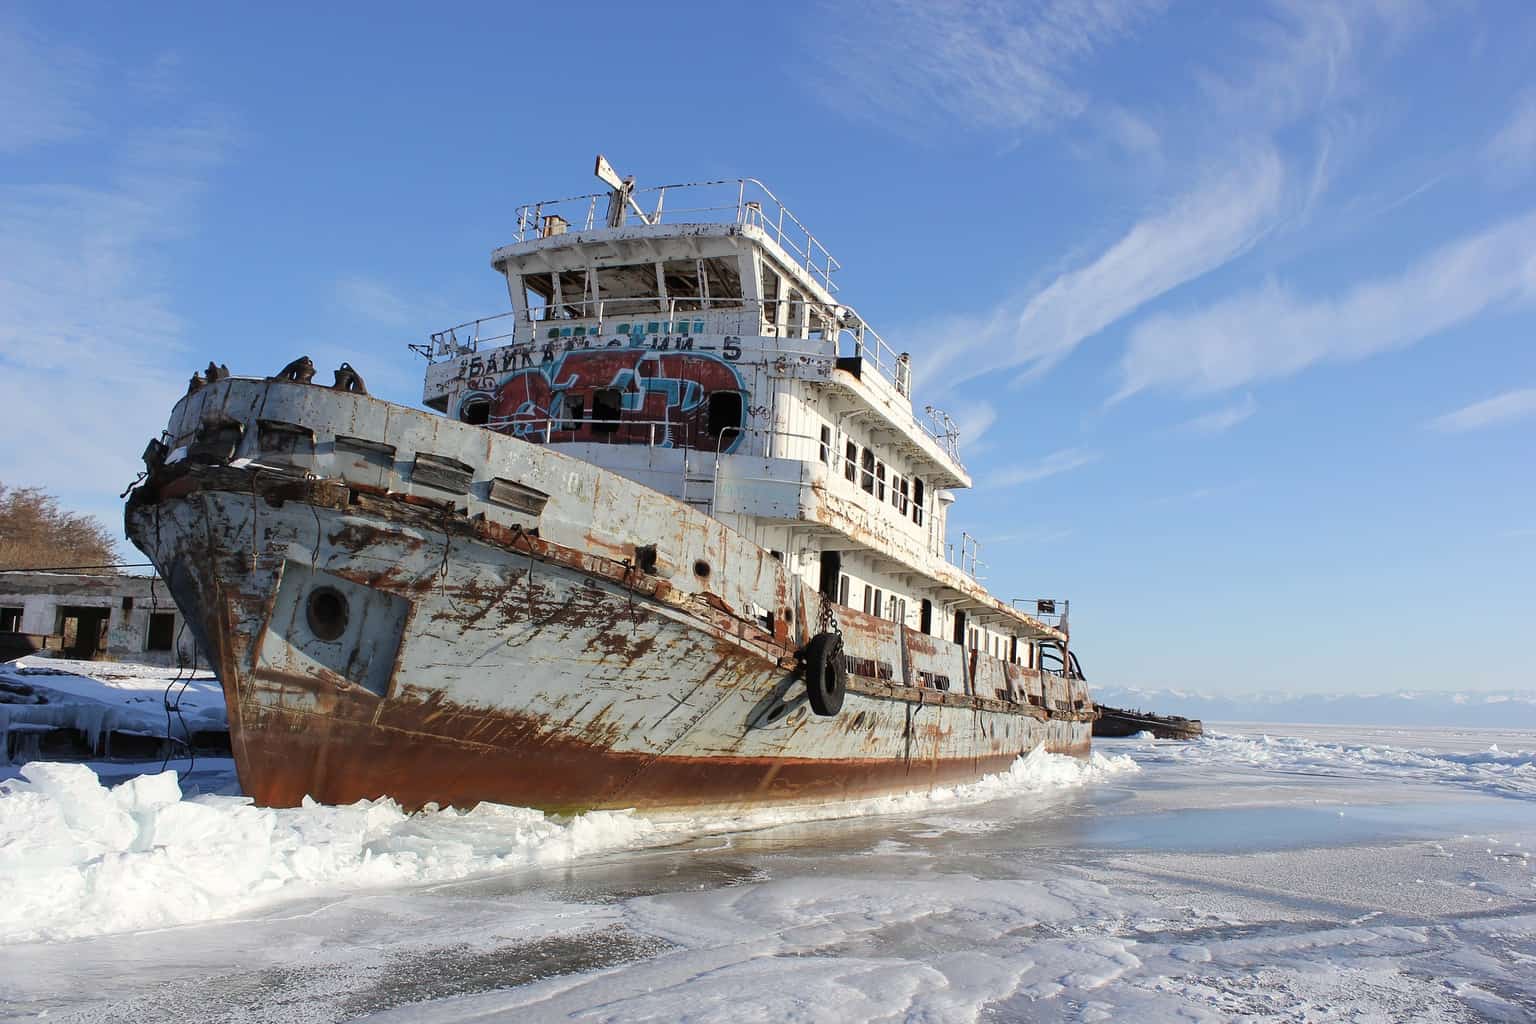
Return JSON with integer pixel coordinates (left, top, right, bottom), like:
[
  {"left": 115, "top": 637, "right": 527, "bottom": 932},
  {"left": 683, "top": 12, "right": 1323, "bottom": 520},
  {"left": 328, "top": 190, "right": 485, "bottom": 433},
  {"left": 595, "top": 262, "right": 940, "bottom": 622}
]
[
  {"left": 760, "top": 264, "right": 780, "bottom": 325},
  {"left": 592, "top": 388, "right": 622, "bottom": 433},
  {"left": 912, "top": 477, "right": 925, "bottom": 526},
  {"left": 556, "top": 270, "right": 590, "bottom": 318},
  {"left": 523, "top": 273, "right": 554, "bottom": 319},
  {"left": 820, "top": 425, "right": 832, "bottom": 465},
  {"left": 844, "top": 441, "right": 858, "bottom": 483},
  {"left": 662, "top": 260, "right": 703, "bottom": 311},
  {"left": 860, "top": 449, "right": 875, "bottom": 493},
  {"left": 875, "top": 462, "right": 886, "bottom": 501},
  {"left": 787, "top": 288, "right": 806, "bottom": 338},
  {"left": 596, "top": 264, "right": 663, "bottom": 316},
  {"left": 700, "top": 257, "right": 742, "bottom": 305}
]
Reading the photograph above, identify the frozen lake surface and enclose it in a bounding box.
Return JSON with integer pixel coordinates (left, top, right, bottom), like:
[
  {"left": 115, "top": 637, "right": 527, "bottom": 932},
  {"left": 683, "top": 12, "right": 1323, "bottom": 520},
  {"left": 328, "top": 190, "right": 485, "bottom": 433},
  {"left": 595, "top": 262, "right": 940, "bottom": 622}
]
[{"left": 2, "top": 724, "right": 1533, "bottom": 1022}]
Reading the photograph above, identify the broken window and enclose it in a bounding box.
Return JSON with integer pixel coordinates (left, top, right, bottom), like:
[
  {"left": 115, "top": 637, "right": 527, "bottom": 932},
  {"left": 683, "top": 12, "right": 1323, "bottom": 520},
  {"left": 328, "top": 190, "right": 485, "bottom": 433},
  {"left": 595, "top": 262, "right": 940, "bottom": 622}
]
[
  {"left": 820, "top": 425, "right": 832, "bottom": 466},
  {"left": 661, "top": 259, "right": 702, "bottom": 311},
  {"left": 912, "top": 477, "right": 925, "bottom": 526},
  {"left": 786, "top": 288, "right": 806, "bottom": 339},
  {"left": 699, "top": 256, "right": 742, "bottom": 306},
  {"left": 838, "top": 574, "right": 850, "bottom": 606},
  {"left": 556, "top": 270, "right": 590, "bottom": 318},
  {"left": 556, "top": 392, "right": 585, "bottom": 431},
  {"left": 523, "top": 273, "right": 554, "bottom": 321},
  {"left": 760, "top": 262, "right": 781, "bottom": 326},
  {"left": 875, "top": 461, "right": 886, "bottom": 501},
  {"left": 146, "top": 612, "right": 175, "bottom": 652},
  {"left": 706, "top": 391, "right": 743, "bottom": 443},
  {"left": 0, "top": 607, "right": 20, "bottom": 632},
  {"left": 845, "top": 441, "right": 858, "bottom": 483},
  {"left": 860, "top": 449, "right": 875, "bottom": 494},
  {"left": 862, "top": 585, "right": 872, "bottom": 614},
  {"left": 591, "top": 388, "right": 622, "bottom": 433},
  {"left": 596, "top": 264, "right": 663, "bottom": 316},
  {"left": 872, "top": 588, "right": 883, "bottom": 619}
]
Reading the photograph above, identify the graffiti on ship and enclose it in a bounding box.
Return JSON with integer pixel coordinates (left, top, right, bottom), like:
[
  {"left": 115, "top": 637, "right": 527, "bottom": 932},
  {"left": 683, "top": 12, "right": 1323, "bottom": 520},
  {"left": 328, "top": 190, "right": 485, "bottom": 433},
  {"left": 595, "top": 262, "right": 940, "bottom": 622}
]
[{"left": 456, "top": 349, "right": 747, "bottom": 452}]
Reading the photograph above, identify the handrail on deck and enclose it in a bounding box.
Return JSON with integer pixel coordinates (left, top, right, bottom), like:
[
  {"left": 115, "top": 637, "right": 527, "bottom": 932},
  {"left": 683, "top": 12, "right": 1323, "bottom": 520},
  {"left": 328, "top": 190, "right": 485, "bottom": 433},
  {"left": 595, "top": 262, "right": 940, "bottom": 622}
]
[
  {"left": 414, "top": 298, "right": 963, "bottom": 467},
  {"left": 511, "top": 178, "right": 841, "bottom": 294}
]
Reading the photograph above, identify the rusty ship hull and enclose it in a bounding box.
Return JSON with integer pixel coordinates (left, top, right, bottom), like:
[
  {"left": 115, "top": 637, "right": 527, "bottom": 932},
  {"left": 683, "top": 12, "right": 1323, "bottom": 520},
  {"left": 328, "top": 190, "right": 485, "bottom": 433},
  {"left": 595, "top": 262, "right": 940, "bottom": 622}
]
[{"left": 126, "top": 378, "right": 1093, "bottom": 815}]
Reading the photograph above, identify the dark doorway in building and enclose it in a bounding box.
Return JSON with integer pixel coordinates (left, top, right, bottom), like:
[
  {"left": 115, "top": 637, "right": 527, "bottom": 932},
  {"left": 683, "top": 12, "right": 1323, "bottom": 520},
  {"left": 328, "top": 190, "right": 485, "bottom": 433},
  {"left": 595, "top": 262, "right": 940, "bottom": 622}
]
[
  {"left": 706, "top": 391, "right": 743, "bottom": 445},
  {"left": 952, "top": 609, "right": 966, "bottom": 646},
  {"left": 920, "top": 599, "right": 933, "bottom": 635},
  {"left": 819, "top": 551, "right": 841, "bottom": 600},
  {"left": 57, "top": 606, "right": 110, "bottom": 660}
]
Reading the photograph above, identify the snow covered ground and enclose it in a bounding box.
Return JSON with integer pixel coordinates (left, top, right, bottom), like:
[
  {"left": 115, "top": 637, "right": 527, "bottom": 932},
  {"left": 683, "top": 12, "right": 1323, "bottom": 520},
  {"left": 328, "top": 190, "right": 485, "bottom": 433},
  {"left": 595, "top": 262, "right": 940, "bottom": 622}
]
[
  {"left": 2, "top": 725, "right": 1534, "bottom": 1022},
  {"left": 0, "top": 657, "right": 225, "bottom": 775}
]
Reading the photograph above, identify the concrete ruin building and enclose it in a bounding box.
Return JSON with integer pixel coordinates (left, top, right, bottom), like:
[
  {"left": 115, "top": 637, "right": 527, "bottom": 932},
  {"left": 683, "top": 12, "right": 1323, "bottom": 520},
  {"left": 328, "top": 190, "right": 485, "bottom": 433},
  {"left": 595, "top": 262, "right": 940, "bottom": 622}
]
[{"left": 0, "top": 571, "right": 199, "bottom": 666}]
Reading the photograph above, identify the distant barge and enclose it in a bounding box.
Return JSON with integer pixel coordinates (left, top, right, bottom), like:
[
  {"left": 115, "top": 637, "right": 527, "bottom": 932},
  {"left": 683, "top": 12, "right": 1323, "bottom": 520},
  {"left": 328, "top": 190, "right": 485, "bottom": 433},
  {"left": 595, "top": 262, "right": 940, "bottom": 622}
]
[{"left": 1093, "top": 706, "right": 1203, "bottom": 741}]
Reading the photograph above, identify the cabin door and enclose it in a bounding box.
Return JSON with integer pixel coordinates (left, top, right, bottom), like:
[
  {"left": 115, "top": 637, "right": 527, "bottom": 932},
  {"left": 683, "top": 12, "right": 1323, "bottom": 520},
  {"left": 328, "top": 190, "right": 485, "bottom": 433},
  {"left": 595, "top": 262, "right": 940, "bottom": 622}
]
[{"left": 818, "top": 551, "right": 841, "bottom": 600}]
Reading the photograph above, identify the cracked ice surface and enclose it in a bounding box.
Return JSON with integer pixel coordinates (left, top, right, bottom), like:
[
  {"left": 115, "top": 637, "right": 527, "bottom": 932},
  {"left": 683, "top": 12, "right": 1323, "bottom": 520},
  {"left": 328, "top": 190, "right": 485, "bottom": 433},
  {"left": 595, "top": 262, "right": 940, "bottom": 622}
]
[{"left": 2, "top": 726, "right": 1534, "bottom": 1023}]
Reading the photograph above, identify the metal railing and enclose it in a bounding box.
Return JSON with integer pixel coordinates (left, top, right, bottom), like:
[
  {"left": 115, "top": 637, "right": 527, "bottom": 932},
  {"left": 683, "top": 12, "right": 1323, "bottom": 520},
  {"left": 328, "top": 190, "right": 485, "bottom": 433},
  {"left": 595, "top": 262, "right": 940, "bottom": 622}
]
[
  {"left": 1012, "top": 597, "right": 1070, "bottom": 633},
  {"left": 512, "top": 179, "right": 841, "bottom": 293},
  {"left": 415, "top": 298, "right": 952, "bottom": 460}
]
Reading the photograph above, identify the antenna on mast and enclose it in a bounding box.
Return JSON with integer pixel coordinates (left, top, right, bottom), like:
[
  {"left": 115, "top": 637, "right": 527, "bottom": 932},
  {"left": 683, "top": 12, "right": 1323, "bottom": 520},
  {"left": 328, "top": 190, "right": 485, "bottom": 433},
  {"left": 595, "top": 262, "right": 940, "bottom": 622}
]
[{"left": 594, "top": 154, "right": 651, "bottom": 227}]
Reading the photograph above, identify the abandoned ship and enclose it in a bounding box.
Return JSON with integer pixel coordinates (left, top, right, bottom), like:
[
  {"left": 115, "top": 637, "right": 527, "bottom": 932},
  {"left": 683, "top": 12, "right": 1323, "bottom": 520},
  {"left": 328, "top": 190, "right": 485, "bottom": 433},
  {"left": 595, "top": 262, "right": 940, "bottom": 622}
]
[{"left": 124, "top": 159, "right": 1095, "bottom": 814}]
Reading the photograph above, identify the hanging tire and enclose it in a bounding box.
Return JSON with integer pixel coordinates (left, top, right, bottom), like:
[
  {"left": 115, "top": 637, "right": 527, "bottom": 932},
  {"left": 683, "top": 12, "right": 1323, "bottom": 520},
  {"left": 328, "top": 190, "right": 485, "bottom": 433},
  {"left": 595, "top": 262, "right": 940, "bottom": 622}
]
[{"left": 801, "top": 632, "right": 846, "bottom": 717}]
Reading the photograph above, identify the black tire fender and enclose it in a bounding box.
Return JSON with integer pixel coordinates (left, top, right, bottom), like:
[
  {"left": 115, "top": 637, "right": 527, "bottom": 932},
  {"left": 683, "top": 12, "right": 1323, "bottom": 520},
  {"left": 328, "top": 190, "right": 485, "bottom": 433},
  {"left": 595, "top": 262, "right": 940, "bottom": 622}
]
[{"left": 800, "top": 632, "right": 846, "bottom": 717}]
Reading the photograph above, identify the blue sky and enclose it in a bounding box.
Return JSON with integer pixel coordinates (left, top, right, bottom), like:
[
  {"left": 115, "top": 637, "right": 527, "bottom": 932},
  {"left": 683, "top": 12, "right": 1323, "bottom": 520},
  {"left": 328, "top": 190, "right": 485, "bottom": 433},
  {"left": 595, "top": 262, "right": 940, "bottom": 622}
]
[{"left": 2, "top": 2, "right": 1532, "bottom": 694}]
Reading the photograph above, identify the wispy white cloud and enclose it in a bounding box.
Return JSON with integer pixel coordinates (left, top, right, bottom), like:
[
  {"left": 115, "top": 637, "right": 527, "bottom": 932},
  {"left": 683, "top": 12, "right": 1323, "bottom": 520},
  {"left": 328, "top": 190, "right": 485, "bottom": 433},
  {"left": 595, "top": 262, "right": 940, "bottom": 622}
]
[
  {"left": 924, "top": 148, "right": 1285, "bottom": 385},
  {"left": 1486, "top": 89, "right": 1536, "bottom": 182},
  {"left": 990, "top": 447, "right": 1101, "bottom": 487},
  {"left": 1115, "top": 208, "right": 1536, "bottom": 398},
  {"left": 0, "top": 40, "right": 229, "bottom": 530},
  {"left": 987, "top": 525, "right": 1076, "bottom": 545},
  {"left": 0, "top": 14, "right": 93, "bottom": 153},
  {"left": 952, "top": 401, "right": 998, "bottom": 447},
  {"left": 1142, "top": 480, "right": 1250, "bottom": 507},
  {"left": 813, "top": 0, "right": 1166, "bottom": 136},
  {"left": 1194, "top": 0, "right": 1432, "bottom": 129},
  {"left": 1428, "top": 388, "right": 1536, "bottom": 433},
  {"left": 1178, "top": 394, "right": 1258, "bottom": 435},
  {"left": 336, "top": 275, "right": 415, "bottom": 328}
]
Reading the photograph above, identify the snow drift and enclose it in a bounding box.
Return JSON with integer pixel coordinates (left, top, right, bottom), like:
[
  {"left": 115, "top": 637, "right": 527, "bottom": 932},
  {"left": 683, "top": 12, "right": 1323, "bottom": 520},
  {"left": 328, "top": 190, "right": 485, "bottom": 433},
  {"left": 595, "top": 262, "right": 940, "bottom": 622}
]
[{"left": 0, "top": 748, "right": 1136, "bottom": 945}]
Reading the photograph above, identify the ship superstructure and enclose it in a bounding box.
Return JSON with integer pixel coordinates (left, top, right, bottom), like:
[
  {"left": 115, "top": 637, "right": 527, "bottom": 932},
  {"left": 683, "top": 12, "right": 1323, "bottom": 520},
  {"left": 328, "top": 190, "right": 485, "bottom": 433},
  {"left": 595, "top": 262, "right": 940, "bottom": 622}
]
[{"left": 125, "top": 159, "right": 1093, "bottom": 814}]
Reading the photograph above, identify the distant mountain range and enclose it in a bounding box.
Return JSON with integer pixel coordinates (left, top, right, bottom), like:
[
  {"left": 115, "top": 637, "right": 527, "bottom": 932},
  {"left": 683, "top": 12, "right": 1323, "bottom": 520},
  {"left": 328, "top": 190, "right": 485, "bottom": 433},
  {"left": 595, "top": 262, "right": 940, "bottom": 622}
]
[{"left": 1091, "top": 686, "right": 1536, "bottom": 728}]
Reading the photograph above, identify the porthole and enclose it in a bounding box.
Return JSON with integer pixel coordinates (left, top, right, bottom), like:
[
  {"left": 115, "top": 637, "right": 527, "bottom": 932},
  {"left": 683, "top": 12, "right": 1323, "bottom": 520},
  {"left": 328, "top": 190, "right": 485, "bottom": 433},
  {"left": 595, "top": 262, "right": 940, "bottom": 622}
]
[
  {"left": 693, "top": 559, "right": 711, "bottom": 579},
  {"left": 306, "top": 586, "right": 349, "bottom": 642}
]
